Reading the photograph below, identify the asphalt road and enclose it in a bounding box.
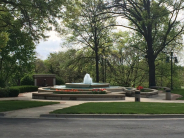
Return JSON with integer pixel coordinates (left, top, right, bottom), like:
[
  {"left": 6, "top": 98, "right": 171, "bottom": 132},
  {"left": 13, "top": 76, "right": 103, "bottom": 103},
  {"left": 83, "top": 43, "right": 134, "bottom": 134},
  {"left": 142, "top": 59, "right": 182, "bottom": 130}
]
[{"left": 0, "top": 118, "right": 184, "bottom": 138}]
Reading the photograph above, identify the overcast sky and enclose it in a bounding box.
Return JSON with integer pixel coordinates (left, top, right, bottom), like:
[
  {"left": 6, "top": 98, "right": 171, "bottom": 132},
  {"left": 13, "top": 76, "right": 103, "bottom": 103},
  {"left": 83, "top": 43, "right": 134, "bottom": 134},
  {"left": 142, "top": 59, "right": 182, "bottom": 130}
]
[{"left": 35, "top": 31, "right": 65, "bottom": 60}]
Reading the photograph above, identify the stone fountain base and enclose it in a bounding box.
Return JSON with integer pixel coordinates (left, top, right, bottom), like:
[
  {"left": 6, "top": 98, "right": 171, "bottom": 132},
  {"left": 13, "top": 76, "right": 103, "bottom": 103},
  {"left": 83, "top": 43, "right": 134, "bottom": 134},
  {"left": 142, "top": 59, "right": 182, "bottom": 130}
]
[
  {"left": 33, "top": 86, "right": 125, "bottom": 101},
  {"left": 32, "top": 93, "right": 125, "bottom": 100}
]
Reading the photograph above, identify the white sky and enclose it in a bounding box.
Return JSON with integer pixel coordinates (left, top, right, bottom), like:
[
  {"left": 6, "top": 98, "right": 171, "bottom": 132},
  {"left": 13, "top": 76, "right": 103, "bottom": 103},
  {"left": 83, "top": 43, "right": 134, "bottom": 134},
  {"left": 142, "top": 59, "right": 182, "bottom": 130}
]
[{"left": 36, "top": 31, "right": 66, "bottom": 60}]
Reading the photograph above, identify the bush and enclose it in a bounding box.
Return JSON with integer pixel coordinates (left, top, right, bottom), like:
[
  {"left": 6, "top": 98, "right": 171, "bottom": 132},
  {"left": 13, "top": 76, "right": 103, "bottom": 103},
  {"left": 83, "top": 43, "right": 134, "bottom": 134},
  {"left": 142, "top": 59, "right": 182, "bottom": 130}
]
[
  {"left": 8, "top": 88, "right": 20, "bottom": 97},
  {"left": 21, "top": 74, "right": 34, "bottom": 85},
  {"left": 10, "top": 85, "right": 38, "bottom": 93},
  {"left": 0, "top": 88, "right": 9, "bottom": 97},
  {"left": 56, "top": 76, "right": 65, "bottom": 85},
  {"left": 0, "top": 85, "right": 38, "bottom": 98},
  {"left": 0, "top": 78, "right": 5, "bottom": 88}
]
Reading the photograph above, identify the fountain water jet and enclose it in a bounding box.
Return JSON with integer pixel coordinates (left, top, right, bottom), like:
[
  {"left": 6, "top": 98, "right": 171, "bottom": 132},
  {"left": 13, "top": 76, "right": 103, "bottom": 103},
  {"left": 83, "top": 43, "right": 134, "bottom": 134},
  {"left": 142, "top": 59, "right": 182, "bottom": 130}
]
[{"left": 83, "top": 73, "right": 92, "bottom": 84}]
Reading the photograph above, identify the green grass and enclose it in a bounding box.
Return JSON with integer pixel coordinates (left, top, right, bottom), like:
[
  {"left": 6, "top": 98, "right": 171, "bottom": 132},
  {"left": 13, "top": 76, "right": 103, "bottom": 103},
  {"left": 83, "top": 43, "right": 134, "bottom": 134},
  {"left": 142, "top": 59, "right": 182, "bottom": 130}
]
[
  {"left": 171, "top": 89, "right": 184, "bottom": 100},
  {"left": 50, "top": 102, "right": 184, "bottom": 114},
  {"left": 0, "top": 100, "right": 59, "bottom": 112}
]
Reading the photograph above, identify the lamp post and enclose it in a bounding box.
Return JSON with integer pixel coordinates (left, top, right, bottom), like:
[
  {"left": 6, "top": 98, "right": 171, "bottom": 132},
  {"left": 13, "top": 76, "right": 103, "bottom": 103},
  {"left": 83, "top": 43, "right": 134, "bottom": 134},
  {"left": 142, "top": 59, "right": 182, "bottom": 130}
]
[
  {"left": 166, "top": 52, "right": 178, "bottom": 90},
  {"left": 171, "top": 52, "right": 173, "bottom": 90}
]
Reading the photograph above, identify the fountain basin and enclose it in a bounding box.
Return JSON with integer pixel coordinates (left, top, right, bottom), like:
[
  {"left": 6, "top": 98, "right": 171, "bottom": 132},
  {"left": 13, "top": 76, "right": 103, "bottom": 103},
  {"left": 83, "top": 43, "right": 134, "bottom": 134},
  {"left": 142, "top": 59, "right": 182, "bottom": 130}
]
[
  {"left": 65, "top": 83, "right": 110, "bottom": 88},
  {"left": 32, "top": 73, "right": 125, "bottom": 100},
  {"left": 38, "top": 85, "right": 124, "bottom": 93}
]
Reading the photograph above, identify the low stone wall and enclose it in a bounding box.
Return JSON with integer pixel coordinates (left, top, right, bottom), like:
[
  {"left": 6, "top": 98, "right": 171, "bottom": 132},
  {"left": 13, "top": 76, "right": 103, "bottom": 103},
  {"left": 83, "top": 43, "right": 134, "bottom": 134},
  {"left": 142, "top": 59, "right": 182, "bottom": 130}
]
[
  {"left": 123, "top": 87, "right": 158, "bottom": 98},
  {"left": 150, "top": 86, "right": 170, "bottom": 90},
  {"left": 32, "top": 93, "right": 125, "bottom": 100}
]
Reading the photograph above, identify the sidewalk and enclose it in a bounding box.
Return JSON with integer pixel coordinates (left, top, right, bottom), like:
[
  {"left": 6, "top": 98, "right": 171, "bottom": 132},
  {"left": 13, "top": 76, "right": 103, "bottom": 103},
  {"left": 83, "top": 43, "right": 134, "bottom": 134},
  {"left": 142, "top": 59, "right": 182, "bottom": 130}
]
[{"left": 0, "top": 91, "right": 184, "bottom": 118}]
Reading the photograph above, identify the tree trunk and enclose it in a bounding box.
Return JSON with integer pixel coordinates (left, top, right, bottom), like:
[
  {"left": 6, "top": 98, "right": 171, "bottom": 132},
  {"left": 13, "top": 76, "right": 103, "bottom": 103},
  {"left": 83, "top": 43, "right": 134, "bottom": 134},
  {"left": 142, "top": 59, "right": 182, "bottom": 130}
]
[
  {"left": 148, "top": 56, "right": 156, "bottom": 87},
  {"left": 94, "top": 26, "right": 99, "bottom": 82},
  {"left": 95, "top": 48, "right": 99, "bottom": 82}
]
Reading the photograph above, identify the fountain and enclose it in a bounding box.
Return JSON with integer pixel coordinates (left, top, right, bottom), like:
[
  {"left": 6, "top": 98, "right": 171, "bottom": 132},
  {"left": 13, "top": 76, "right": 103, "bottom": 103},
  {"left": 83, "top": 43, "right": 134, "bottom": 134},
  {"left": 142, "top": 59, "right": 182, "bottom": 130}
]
[
  {"left": 65, "top": 74, "right": 110, "bottom": 88},
  {"left": 83, "top": 73, "right": 92, "bottom": 84},
  {"left": 32, "top": 73, "right": 125, "bottom": 100}
]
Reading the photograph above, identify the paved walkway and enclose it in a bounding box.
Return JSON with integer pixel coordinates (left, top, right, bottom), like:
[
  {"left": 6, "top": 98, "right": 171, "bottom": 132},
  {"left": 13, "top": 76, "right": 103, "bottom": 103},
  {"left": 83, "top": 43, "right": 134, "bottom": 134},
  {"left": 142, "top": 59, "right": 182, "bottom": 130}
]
[{"left": 0, "top": 91, "right": 184, "bottom": 118}]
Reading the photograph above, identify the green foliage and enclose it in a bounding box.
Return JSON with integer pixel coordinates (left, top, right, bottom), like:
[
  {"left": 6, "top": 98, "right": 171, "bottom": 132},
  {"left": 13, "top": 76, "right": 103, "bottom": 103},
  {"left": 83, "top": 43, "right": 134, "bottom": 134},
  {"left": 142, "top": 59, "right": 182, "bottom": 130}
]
[
  {"left": 0, "top": 32, "right": 9, "bottom": 51},
  {"left": 8, "top": 88, "right": 20, "bottom": 97},
  {"left": 171, "top": 89, "right": 184, "bottom": 100},
  {"left": 0, "top": 77, "right": 6, "bottom": 88},
  {"left": 62, "top": 0, "right": 115, "bottom": 82},
  {"left": 0, "top": 88, "right": 9, "bottom": 97},
  {"left": 21, "top": 75, "right": 34, "bottom": 86},
  {"left": 107, "top": 0, "right": 184, "bottom": 87},
  {"left": 1, "top": 0, "right": 65, "bottom": 41},
  {"left": 0, "top": 85, "right": 38, "bottom": 97},
  {"left": 0, "top": 20, "right": 36, "bottom": 87},
  {"left": 0, "top": 87, "right": 20, "bottom": 97},
  {"left": 55, "top": 76, "right": 65, "bottom": 85},
  {"left": 0, "top": 0, "right": 66, "bottom": 86},
  {"left": 10, "top": 86, "right": 38, "bottom": 93}
]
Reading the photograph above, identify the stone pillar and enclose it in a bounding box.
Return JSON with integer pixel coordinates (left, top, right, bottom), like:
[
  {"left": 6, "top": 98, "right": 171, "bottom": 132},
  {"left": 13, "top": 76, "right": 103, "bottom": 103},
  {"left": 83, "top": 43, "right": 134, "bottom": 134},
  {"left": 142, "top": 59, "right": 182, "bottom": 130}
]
[
  {"left": 135, "top": 90, "right": 140, "bottom": 102},
  {"left": 34, "top": 79, "right": 37, "bottom": 86},
  {"left": 53, "top": 78, "right": 56, "bottom": 86},
  {"left": 166, "top": 89, "right": 171, "bottom": 100}
]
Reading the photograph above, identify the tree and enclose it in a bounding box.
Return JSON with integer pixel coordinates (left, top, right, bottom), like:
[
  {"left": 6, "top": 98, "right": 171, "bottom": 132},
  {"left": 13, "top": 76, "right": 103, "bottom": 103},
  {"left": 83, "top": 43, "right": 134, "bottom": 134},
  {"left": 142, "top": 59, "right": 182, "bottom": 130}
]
[
  {"left": 107, "top": 0, "right": 184, "bottom": 87},
  {"left": 0, "top": 0, "right": 65, "bottom": 42},
  {"left": 105, "top": 31, "right": 149, "bottom": 86},
  {"left": 34, "top": 58, "right": 48, "bottom": 74},
  {"left": 0, "top": 21, "right": 36, "bottom": 87},
  {"left": 62, "top": 0, "right": 115, "bottom": 82}
]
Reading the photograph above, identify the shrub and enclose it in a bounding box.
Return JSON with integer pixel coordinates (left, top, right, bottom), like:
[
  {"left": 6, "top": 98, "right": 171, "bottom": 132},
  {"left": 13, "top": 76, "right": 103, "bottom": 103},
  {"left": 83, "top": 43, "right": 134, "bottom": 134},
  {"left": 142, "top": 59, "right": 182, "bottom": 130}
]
[
  {"left": 10, "top": 85, "right": 38, "bottom": 93},
  {"left": 8, "top": 88, "right": 20, "bottom": 97},
  {"left": 56, "top": 76, "right": 65, "bottom": 85},
  {"left": 0, "top": 88, "right": 9, "bottom": 97},
  {"left": 21, "top": 74, "right": 34, "bottom": 85}
]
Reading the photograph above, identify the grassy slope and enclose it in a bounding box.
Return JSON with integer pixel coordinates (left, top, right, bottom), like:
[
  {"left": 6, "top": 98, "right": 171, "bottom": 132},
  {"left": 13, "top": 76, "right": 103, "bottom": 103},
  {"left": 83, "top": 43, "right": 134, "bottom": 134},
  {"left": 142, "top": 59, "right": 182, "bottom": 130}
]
[
  {"left": 171, "top": 89, "right": 184, "bottom": 100},
  {"left": 0, "top": 100, "right": 59, "bottom": 112},
  {"left": 51, "top": 102, "right": 184, "bottom": 114}
]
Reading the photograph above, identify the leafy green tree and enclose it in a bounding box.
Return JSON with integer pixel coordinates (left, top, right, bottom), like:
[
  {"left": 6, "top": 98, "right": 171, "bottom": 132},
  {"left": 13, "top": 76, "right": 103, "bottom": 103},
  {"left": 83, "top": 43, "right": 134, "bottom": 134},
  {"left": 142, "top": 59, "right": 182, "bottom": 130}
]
[
  {"left": 20, "top": 74, "right": 34, "bottom": 85},
  {"left": 107, "top": 0, "right": 184, "bottom": 87},
  {"left": 61, "top": 0, "right": 115, "bottom": 82},
  {"left": 0, "top": 21, "right": 35, "bottom": 87},
  {"left": 0, "top": 0, "right": 65, "bottom": 41},
  {"left": 0, "top": 32, "right": 9, "bottom": 51},
  {"left": 34, "top": 58, "right": 48, "bottom": 74}
]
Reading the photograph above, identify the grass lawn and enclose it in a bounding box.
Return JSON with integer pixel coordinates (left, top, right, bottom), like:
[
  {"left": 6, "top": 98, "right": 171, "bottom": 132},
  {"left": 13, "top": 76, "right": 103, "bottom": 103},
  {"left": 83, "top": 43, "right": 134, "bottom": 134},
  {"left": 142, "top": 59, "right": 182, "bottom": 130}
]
[
  {"left": 51, "top": 102, "right": 184, "bottom": 114},
  {"left": 0, "top": 100, "right": 59, "bottom": 112},
  {"left": 171, "top": 89, "right": 184, "bottom": 100}
]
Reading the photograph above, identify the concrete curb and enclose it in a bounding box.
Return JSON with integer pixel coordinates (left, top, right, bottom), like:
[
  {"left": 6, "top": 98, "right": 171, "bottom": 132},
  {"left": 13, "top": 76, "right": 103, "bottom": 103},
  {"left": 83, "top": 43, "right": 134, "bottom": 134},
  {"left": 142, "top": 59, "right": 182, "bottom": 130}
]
[
  {"left": 0, "top": 113, "right": 5, "bottom": 117},
  {"left": 40, "top": 114, "right": 184, "bottom": 119}
]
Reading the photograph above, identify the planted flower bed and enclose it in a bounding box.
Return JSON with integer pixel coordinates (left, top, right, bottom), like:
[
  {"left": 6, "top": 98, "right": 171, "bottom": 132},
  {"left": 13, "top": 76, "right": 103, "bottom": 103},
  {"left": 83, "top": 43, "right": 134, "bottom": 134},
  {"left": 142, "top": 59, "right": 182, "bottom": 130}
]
[{"left": 53, "top": 88, "right": 107, "bottom": 94}]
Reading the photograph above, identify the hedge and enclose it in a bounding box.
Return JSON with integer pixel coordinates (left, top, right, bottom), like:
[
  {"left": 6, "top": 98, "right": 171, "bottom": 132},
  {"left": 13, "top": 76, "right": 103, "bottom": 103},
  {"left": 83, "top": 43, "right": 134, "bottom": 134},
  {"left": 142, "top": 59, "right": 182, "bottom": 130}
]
[
  {"left": 10, "top": 85, "right": 38, "bottom": 93},
  {"left": 8, "top": 88, "right": 20, "bottom": 97},
  {"left": 0, "top": 88, "right": 9, "bottom": 97},
  {"left": 0, "top": 85, "right": 38, "bottom": 97}
]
